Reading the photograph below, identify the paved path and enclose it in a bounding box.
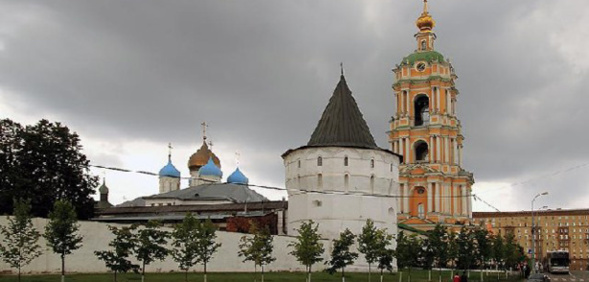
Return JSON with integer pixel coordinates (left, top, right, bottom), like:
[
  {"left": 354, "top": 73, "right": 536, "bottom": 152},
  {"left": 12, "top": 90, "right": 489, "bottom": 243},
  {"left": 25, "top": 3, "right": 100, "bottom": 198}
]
[{"left": 544, "top": 271, "right": 588, "bottom": 282}]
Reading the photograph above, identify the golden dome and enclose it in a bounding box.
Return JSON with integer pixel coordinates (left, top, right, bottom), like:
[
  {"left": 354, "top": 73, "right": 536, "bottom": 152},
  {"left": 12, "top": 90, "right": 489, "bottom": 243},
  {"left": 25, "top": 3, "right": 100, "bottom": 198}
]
[
  {"left": 188, "top": 141, "right": 221, "bottom": 171},
  {"left": 416, "top": 0, "right": 435, "bottom": 32}
]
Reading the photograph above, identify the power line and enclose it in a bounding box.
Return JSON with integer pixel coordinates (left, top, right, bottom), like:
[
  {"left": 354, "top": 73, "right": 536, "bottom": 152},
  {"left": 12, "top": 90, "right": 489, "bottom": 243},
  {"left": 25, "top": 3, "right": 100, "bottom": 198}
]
[{"left": 90, "top": 164, "right": 476, "bottom": 199}]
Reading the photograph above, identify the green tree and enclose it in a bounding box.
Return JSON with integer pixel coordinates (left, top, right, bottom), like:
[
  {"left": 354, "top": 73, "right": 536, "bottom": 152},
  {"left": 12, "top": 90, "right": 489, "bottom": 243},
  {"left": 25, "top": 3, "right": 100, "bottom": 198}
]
[
  {"left": 238, "top": 222, "right": 276, "bottom": 282},
  {"left": 425, "top": 224, "right": 449, "bottom": 282},
  {"left": 375, "top": 229, "right": 394, "bottom": 282},
  {"left": 0, "top": 119, "right": 23, "bottom": 214},
  {"left": 503, "top": 232, "right": 524, "bottom": 270},
  {"left": 358, "top": 219, "right": 380, "bottom": 282},
  {"left": 447, "top": 230, "right": 459, "bottom": 277},
  {"left": 0, "top": 200, "right": 43, "bottom": 282},
  {"left": 491, "top": 234, "right": 505, "bottom": 279},
  {"left": 172, "top": 213, "right": 200, "bottom": 282},
  {"left": 473, "top": 225, "right": 492, "bottom": 281},
  {"left": 94, "top": 225, "right": 139, "bottom": 282},
  {"left": 456, "top": 226, "right": 476, "bottom": 271},
  {"left": 195, "top": 219, "right": 222, "bottom": 282},
  {"left": 288, "top": 220, "right": 324, "bottom": 282},
  {"left": 396, "top": 231, "right": 422, "bottom": 282},
  {"left": 0, "top": 119, "right": 98, "bottom": 219},
  {"left": 325, "top": 228, "right": 358, "bottom": 282},
  {"left": 134, "top": 221, "right": 170, "bottom": 282},
  {"left": 43, "top": 200, "right": 83, "bottom": 282}
]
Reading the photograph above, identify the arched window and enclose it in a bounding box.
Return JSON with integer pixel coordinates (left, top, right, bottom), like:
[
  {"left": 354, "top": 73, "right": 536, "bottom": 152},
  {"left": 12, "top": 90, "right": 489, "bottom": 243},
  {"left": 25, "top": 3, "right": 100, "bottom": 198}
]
[
  {"left": 414, "top": 141, "right": 429, "bottom": 162},
  {"left": 344, "top": 174, "right": 349, "bottom": 192},
  {"left": 414, "top": 95, "right": 430, "bottom": 126},
  {"left": 317, "top": 156, "right": 322, "bottom": 166},
  {"left": 370, "top": 175, "right": 375, "bottom": 194},
  {"left": 421, "top": 40, "right": 426, "bottom": 51},
  {"left": 298, "top": 159, "right": 301, "bottom": 168},
  {"left": 370, "top": 159, "right": 375, "bottom": 169},
  {"left": 344, "top": 156, "right": 348, "bottom": 166}
]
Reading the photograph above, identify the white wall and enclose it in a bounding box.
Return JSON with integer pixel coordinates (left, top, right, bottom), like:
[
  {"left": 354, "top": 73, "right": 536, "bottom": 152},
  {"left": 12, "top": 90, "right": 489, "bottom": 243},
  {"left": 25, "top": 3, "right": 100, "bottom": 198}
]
[{"left": 0, "top": 217, "right": 330, "bottom": 275}]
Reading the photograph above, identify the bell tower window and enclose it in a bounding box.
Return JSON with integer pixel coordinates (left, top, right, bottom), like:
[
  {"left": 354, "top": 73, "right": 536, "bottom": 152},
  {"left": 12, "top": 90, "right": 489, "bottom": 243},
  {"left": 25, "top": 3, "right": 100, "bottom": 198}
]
[
  {"left": 344, "top": 156, "right": 348, "bottom": 166},
  {"left": 317, "top": 156, "right": 322, "bottom": 166},
  {"left": 414, "top": 141, "right": 429, "bottom": 162},
  {"left": 421, "top": 40, "right": 426, "bottom": 51},
  {"left": 414, "top": 95, "right": 430, "bottom": 126}
]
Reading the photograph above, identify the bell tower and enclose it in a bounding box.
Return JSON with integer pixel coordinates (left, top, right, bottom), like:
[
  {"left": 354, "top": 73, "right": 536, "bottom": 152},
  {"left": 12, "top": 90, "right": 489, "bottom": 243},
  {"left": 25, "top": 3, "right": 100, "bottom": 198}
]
[{"left": 389, "top": 0, "right": 474, "bottom": 230}]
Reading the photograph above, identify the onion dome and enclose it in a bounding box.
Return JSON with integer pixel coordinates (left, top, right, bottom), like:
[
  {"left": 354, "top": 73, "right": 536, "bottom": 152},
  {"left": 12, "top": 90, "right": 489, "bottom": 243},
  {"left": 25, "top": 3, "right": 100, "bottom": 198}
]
[
  {"left": 199, "top": 157, "right": 223, "bottom": 178},
  {"left": 98, "top": 179, "right": 109, "bottom": 194},
  {"left": 188, "top": 141, "right": 221, "bottom": 171},
  {"left": 416, "top": 0, "right": 435, "bottom": 32},
  {"left": 159, "top": 160, "right": 181, "bottom": 178},
  {"left": 227, "top": 167, "right": 249, "bottom": 184}
]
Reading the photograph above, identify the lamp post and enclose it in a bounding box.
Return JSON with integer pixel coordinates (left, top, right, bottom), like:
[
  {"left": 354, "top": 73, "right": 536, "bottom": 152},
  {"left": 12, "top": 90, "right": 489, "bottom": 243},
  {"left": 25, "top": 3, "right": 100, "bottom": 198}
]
[{"left": 531, "top": 192, "right": 548, "bottom": 274}]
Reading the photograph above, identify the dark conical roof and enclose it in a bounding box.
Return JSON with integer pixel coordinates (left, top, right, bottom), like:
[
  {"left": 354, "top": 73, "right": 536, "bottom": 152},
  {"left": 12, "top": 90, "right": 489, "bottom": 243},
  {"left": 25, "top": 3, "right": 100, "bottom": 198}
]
[{"left": 307, "top": 75, "right": 378, "bottom": 149}]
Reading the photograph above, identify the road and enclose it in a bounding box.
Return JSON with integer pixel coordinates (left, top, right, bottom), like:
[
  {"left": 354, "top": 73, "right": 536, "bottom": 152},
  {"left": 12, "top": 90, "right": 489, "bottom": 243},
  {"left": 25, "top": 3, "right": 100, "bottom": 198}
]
[{"left": 543, "top": 271, "right": 589, "bottom": 282}]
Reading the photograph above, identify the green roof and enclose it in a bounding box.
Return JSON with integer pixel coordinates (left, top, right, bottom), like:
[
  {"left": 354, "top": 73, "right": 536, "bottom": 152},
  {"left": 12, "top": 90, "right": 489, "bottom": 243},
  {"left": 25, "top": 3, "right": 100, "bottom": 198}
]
[
  {"left": 402, "top": 51, "right": 445, "bottom": 65},
  {"left": 398, "top": 223, "right": 427, "bottom": 235}
]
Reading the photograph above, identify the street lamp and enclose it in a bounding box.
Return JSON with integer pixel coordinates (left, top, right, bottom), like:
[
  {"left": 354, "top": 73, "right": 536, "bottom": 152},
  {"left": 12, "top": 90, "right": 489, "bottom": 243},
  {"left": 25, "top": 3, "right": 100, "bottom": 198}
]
[{"left": 531, "top": 192, "right": 548, "bottom": 273}]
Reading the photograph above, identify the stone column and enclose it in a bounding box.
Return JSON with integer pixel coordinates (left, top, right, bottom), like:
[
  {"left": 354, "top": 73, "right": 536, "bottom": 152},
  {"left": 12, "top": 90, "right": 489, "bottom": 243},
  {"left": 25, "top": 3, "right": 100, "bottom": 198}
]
[
  {"left": 406, "top": 91, "right": 410, "bottom": 117},
  {"left": 459, "top": 145, "right": 463, "bottom": 167},
  {"left": 427, "top": 182, "right": 433, "bottom": 215},
  {"left": 436, "top": 135, "right": 441, "bottom": 162},
  {"left": 404, "top": 183, "right": 410, "bottom": 214},
  {"left": 429, "top": 135, "right": 434, "bottom": 163},
  {"left": 436, "top": 87, "right": 442, "bottom": 113},
  {"left": 443, "top": 136, "right": 448, "bottom": 163},
  {"left": 453, "top": 139, "right": 458, "bottom": 164},
  {"left": 405, "top": 137, "right": 410, "bottom": 163},
  {"left": 461, "top": 185, "right": 467, "bottom": 216}
]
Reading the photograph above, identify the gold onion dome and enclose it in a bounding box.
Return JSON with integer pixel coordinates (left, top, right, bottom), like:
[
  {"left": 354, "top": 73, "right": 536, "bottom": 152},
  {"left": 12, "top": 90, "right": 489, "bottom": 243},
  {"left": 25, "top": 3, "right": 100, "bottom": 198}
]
[
  {"left": 188, "top": 141, "right": 221, "bottom": 170},
  {"left": 416, "top": 0, "right": 435, "bottom": 32}
]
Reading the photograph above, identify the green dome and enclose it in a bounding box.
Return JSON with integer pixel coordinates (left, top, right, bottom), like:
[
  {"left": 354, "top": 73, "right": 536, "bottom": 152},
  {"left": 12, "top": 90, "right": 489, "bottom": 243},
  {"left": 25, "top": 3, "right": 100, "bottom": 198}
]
[{"left": 402, "top": 51, "right": 445, "bottom": 65}]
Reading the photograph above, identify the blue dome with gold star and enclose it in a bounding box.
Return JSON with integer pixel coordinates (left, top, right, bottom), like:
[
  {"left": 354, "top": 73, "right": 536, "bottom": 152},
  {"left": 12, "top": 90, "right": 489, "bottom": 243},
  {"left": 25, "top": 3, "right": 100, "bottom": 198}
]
[
  {"left": 199, "top": 158, "right": 223, "bottom": 178},
  {"left": 227, "top": 167, "right": 249, "bottom": 184}
]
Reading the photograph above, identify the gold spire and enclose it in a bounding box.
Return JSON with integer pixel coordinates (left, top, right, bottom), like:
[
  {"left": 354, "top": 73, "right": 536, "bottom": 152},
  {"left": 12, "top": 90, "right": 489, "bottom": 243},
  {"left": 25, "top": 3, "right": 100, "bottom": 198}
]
[{"left": 416, "top": 0, "right": 435, "bottom": 32}]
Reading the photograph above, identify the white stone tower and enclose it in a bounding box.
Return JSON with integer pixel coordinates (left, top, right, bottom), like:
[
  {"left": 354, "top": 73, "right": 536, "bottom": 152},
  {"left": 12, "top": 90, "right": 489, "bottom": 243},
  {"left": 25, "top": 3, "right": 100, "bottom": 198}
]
[{"left": 283, "top": 72, "right": 401, "bottom": 241}]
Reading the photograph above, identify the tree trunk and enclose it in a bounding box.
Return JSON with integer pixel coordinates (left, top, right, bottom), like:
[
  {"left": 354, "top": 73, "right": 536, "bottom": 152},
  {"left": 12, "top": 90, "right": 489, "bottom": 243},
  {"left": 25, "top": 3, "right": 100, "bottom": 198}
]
[
  {"left": 254, "top": 264, "right": 257, "bottom": 282},
  {"left": 368, "top": 263, "right": 372, "bottom": 282},
  {"left": 185, "top": 269, "right": 188, "bottom": 282},
  {"left": 480, "top": 268, "right": 483, "bottom": 282},
  {"left": 114, "top": 271, "right": 117, "bottom": 282},
  {"left": 438, "top": 267, "right": 442, "bottom": 282},
  {"left": 61, "top": 253, "right": 65, "bottom": 282},
  {"left": 398, "top": 270, "right": 402, "bottom": 282},
  {"left": 18, "top": 266, "right": 21, "bottom": 282},
  {"left": 142, "top": 261, "right": 146, "bottom": 282},
  {"left": 261, "top": 265, "right": 264, "bottom": 282},
  {"left": 342, "top": 267, "right": 345, "bottom": 282},
  {"left": 204, "top": 262, "right": 208, "bottom": 282},
  {"left": 408, "top": 267, "right": 412, "bottom": 282},
  {"left": 428, "top": 269, "right": 431, "bottom": 281},
  {"left": 380, "top": 268, "right": 384, "bottom": 282}
]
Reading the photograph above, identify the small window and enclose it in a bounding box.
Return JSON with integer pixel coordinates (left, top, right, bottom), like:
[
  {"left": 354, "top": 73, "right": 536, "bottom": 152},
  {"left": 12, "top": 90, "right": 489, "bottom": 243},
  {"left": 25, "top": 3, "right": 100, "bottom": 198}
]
[
  {"left": 344, "top": 156, "right": 348, "bottom": 166},
  {"left": 317, "top": 174, "right": 323, "bottom": 190},
  {"left": 370, "top": 159, "right": 375, "bottom": 168},
  {"left": 317, "top": 156, "right": 322, "bottom": 166},
  {"left": 390, "top": 163, "right": 393, "bottom": 172},
  {"left": 298, "top": 160, "right": 301, "bottom": 168},
  {"left": 421, "top": 40, "right": 426, "bottom": 50}
]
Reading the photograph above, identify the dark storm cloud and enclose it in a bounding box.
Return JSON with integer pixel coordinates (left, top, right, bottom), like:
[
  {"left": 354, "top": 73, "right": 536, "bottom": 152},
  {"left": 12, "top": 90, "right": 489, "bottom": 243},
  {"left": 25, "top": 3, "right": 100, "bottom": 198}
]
[{"left": 1, "top": 0, "right": 588, "bottom": 210}]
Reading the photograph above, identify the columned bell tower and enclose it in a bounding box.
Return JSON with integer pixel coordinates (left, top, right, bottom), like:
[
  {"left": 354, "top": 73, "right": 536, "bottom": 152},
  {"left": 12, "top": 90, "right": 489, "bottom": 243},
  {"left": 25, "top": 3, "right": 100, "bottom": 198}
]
[{"left": 389, "top": 0, "right": 474, "bottom": 230}]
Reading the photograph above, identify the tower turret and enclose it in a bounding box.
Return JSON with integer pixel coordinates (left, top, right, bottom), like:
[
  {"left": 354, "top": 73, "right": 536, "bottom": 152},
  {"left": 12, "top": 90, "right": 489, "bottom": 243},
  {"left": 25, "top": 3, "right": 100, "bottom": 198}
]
[{"left": 159, "top": 143, "right": 181, "bottom": 193}]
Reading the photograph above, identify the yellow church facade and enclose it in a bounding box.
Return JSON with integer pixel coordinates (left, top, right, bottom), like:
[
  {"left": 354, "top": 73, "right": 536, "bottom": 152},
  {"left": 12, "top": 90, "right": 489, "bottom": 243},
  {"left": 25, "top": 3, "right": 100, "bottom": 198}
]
[{"left": 389, "top": 1, "right": 474, "bottom": 231}]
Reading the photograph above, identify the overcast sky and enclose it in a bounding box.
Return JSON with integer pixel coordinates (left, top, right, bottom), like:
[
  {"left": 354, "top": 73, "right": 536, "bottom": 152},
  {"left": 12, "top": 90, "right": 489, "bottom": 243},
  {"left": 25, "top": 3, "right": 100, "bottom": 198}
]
[{"left": 1, "top": 0, "right": 588, "bottom": 212}]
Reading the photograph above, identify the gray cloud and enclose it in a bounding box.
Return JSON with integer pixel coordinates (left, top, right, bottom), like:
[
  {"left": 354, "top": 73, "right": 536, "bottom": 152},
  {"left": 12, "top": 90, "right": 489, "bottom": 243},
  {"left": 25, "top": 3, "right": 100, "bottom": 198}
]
[{"left": 1, "top": 0, "right": 588, "bottom": 210}]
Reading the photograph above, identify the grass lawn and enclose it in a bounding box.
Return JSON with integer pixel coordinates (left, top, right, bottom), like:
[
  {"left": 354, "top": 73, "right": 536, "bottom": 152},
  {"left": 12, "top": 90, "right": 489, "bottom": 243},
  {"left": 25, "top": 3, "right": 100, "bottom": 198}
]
[{"left": 0, "top": 269, "right": 524, "bottom": 282}]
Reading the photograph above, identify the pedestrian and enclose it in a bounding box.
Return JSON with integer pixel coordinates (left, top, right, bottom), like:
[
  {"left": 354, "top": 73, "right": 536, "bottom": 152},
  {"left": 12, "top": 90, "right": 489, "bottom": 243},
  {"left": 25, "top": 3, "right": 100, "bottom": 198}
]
[
  {"left": 525, "top": 264, "right": 531, "bottom": 278},
  {"left": 453, "top": 273, "right": 461, "bottom": 282},
  {"left": 461, "top": 271, "right": 468, "bottom": 282}
]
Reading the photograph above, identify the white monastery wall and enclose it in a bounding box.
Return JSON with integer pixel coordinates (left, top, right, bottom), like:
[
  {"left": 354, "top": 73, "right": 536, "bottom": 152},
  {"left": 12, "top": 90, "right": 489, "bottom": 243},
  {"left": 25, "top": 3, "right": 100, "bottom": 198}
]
[{"left": 0, "top": 218, "right": 331, "bottom": 275}]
